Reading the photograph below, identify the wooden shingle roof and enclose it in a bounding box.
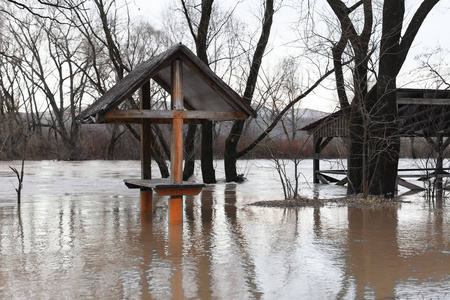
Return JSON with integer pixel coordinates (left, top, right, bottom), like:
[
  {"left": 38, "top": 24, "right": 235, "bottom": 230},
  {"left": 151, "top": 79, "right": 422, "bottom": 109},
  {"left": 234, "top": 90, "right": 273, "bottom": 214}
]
[{"left": 77, "top": 44, "right": 256, "bottom": 124}]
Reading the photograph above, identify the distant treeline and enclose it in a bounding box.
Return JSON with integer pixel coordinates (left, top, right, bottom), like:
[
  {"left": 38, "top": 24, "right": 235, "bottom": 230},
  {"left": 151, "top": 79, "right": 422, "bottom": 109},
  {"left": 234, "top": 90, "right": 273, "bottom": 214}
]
[{"left": 0, "top": 116, "right": 437, "bottom": 162}]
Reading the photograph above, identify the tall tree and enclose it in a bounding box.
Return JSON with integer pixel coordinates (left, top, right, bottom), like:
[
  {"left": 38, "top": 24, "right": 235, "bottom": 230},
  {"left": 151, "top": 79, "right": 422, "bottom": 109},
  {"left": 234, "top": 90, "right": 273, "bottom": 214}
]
[
  {"left": 180, "top": 0, "right": 216, "bottom": 183},
  {"left": 328, "top": 0, "right": 440, "bottom": 197},
  {"left": 224, "top": 0, "right": 274, "bottom": 182}
]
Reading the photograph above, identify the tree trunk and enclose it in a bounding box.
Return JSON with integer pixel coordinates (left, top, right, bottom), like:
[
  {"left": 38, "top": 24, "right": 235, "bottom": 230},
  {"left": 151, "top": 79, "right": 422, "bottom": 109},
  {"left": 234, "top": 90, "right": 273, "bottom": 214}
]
[
  {"left": 125, "top": 124, "right": 170, "bottom": 178},
  {"left": 368, "top": 0, "right": 404, "bottom": 197},
  {"left": 150, "top": 130, "right": 170, "bottom": 178},
  {"left": 225, "top": 119, "right": 245, "bottom": 182},
  {"left": 107, "top": 125, "right": 120, "bottom": 160},
  {"left": 224, "top": 0, "right": 274, "bottom": 182},
  {"left": 201, "top": 121, "right": 216, "bottom": 183},
  {"left": 183, "top": 124, "right": 197, "bottom": 181},
  {"left": 347, "top": 113, "right": 364, "bottom": 194}
]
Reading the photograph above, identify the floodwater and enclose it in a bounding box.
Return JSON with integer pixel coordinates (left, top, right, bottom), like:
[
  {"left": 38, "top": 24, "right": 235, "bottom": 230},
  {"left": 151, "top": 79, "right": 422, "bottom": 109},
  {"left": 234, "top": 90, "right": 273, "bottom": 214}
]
[{"left": 0, "top": 159, "right": 449, "bottom": 299}]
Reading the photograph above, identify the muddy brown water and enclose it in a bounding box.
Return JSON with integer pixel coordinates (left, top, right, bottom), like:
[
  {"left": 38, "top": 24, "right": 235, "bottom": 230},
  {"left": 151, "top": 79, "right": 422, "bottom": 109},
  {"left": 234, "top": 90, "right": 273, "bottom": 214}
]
[{"left": 0, "top": 160, "right": 449, "bottom": 299}]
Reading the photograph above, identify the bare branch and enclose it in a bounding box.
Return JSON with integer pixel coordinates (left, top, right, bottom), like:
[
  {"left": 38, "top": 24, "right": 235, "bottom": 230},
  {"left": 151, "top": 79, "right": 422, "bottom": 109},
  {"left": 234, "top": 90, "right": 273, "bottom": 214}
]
[
  {"left": 243, "top": 0, "right": 274, "bottom": 102},
  {"left": 332, "top": 35, "right": 350, "bottom": 114},
  {"left": 238, "top": 67, "right": 336, "bottom": 158},
  {"left": 4, "top": 0, "right": 86, "bottom": 25},
  {"left": 396, "top": 0, "right": 440, "bottom": 75},
  {"left": 347, "top": 1, "right": 363, "bottom": 14},
  {"left": 180, "top": 0, "right": 199, "bottom": 45}
]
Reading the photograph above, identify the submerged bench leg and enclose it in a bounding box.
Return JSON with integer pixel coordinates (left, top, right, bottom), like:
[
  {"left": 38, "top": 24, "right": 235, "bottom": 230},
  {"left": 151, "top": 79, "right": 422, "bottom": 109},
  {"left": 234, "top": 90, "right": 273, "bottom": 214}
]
[
  {"left": 141, "top": 189, "right": 153, "bottom": 211},
  {"left": 169, "top": 195, "right": 183, "bottom": 223}
]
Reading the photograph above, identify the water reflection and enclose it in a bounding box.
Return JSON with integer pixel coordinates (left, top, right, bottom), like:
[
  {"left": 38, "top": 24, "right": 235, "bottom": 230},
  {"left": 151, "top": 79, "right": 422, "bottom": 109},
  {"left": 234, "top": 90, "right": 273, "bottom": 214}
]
[
  {"left": 346, "top": 208, "right": 400, "bottom": 298},
  {"left": 346, "top": 207, "right": 450, "bottom": 298},
  {"left": 0, "top": 160, "right": 449, "bottom": 299}
]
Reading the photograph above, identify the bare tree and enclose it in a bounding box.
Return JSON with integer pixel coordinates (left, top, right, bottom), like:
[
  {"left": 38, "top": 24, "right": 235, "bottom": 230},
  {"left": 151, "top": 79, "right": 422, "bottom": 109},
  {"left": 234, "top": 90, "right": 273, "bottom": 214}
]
[
  {"left": 0, "top": 0, "right": 174, "bottom": 167},
  {"left": 9, "top": 135, "right": 26, "bottom": 204},
  {"left": 224, "top": 0, "right": 274, "bottom": 182},
  {"left": 76, "top": 0, "right": 171, "bottom": 174},
  {"left": 326, "top": 0, "right": 440, "bottom": 197},
  {"left": 258, "top": 58, "right": 307, "bottom": 199},
  {"left": 180, "top": 0, "right": 215, "bottom": 183},
  {"left": 0, "top": 7, "right": 89, "bottom": 159}
]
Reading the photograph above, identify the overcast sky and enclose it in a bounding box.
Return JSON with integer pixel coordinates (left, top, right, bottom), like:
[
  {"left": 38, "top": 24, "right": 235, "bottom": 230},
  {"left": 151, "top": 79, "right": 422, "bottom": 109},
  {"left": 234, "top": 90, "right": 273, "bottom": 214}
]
[{"left": 129, "top": 0, "right": 450, "bottom": 112}]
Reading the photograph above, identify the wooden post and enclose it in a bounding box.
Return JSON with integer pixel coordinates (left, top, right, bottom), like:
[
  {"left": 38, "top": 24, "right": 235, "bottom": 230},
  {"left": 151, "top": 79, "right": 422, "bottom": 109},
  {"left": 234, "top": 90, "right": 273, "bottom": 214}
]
[
  {"left": 436, "top": 135, "right": 443, "bottom": 196},
  {"left": 313, "top": 135, "right": 321, "bottom": 184},
  {"left": 140, "top": 81, "right": 153, "bottom": 211},
  {"left": 170, "top": 59, "right": 184, "bottom": 223},
  {"left": 171, "top": 59, "right": 184, "bottom": 184}
]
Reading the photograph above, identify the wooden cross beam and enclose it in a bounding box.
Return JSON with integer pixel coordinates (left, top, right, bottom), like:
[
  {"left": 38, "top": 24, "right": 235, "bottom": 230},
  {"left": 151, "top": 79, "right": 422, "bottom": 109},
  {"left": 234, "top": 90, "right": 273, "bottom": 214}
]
[{"left": 104, "top": 110, "right": 246, "bottom": 122}]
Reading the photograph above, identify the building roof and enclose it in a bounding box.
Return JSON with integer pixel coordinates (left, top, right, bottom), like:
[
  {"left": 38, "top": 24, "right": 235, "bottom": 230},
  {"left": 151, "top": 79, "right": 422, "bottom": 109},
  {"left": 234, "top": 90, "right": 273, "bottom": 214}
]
[
  {"left": 301, "top": 89, "right": 450, "bottom": 138},
  {"left": 77, "top": 43, "right": 256, "bottom": 124}
]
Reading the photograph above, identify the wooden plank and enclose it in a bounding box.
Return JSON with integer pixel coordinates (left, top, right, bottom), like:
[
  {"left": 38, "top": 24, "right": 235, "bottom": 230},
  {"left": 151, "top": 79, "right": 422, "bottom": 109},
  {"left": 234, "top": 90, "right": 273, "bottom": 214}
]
[
  {"left": 316, "top": 173, "right": 329, "bottom": 184},
  {"left": 105, "top": 109, "right": 247, "bottom": 120},
  {"left": 397, "top": 98, "right": 450, "bottom": 105},
  {"left": 106, "top": 110, "right": 174, "bottom": 119},
  {"left": 397, "top": 177, "right": 425, "bottom": 190},
  {"left": 319, "top": 173, "right": 340, "bottom": 183},
  {"left": 185, "top": 110, "right": 246, "bottom": 119},
  {"left": 125, "top": 178, "right": 160, "bottom": 189},
  {"left": 318, "top": 169, "right": 347, "bottom": 175},
  {"left": 399, "top": 174, "right": 429, "bottom": 178},
  {"left": 103, "top": 117, "right": 203, "bottom": 124},
  {"left": 156, "top": 188, "right": 203, "bottom": 196},
  {"left": 124, "top": 178, "right": 204, "bottom": 189},
  {"left": 336, "top": 177, "right": 348, "bottom": 186},
  {"left": 319, "top": 168, "right": 450, "bottom": 175},
  {"left": 418, "top": 172, "right": 450, "bottom": 181},
  {"left": 398, "top": 168, "right": 450, "bottom": 172}
]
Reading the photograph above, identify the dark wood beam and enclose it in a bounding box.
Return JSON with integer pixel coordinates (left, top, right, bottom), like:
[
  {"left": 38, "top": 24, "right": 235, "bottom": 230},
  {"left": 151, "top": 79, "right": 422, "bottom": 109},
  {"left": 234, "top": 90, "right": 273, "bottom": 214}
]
[
  {"left": 105, "top": 109, "right": 247, "bottom": 121},
  {"left": 397, "top": 98, "right": 450, "bottom": 105},
  {"left": 102, "top": 118, "right": 204, "bottom": 124},
  {"left": 140, "top": 81, "right": 152, "bottom": 180}
]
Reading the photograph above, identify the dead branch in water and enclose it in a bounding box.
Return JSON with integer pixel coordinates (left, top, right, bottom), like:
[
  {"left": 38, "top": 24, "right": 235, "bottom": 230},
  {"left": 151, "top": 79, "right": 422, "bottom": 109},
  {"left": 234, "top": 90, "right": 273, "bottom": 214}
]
[{"left": 9, "top": 158, "right": 24, "bottom": 204}]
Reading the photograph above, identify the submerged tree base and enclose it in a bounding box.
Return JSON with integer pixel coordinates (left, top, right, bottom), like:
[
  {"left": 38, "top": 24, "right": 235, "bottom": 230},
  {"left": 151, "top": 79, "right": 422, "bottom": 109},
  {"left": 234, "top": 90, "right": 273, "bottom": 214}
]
[{"left": 251, "top": 195, "right": 409, "bottom": 209}]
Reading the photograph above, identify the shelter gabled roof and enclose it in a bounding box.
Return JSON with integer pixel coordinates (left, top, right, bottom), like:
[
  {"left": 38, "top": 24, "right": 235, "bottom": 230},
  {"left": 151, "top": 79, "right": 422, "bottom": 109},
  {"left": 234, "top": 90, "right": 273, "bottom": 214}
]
[
  {"left": 77, "top": 43, "right": 256, "bottom": 124},
  {"left": 301, "top": 89, "right": 450, "bottom": 138}
]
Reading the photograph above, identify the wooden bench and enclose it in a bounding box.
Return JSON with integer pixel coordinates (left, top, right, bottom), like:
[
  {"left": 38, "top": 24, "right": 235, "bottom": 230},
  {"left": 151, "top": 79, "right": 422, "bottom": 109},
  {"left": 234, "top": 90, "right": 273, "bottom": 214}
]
[{"left": 124, "top": 179, "right": 205, "bottom": 196}]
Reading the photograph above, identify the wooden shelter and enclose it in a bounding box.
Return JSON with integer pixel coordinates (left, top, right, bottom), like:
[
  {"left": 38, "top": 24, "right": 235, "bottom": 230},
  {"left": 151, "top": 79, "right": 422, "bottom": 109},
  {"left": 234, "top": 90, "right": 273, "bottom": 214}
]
[
  {"left": 77, "top": 44, "right": 256, "bottom": 222},
  {"left": 301, "top": 89, "right": 450, "bottom": 190}
]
